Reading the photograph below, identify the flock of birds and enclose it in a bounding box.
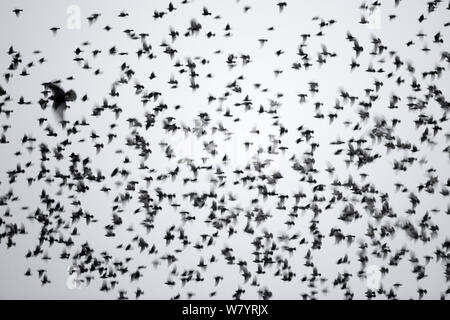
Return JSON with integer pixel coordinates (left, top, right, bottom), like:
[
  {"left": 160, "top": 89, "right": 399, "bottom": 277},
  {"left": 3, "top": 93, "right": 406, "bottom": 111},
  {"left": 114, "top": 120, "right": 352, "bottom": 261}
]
[{"left": 0, "top": 0, "right": 450, "bottom": 300}]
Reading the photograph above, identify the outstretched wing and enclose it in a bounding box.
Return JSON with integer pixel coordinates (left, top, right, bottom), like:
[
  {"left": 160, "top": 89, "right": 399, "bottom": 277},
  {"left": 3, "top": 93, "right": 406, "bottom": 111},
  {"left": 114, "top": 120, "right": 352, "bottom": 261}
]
[{"left": 65, "top": 89, "right": 77, "bottom": 102}]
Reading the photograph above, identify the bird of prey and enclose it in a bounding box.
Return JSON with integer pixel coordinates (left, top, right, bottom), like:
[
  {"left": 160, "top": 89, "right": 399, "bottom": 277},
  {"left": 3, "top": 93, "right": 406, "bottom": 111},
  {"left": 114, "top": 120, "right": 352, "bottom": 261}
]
[{"left": 43, "top": 82, "right": 77, "bottom": 120}]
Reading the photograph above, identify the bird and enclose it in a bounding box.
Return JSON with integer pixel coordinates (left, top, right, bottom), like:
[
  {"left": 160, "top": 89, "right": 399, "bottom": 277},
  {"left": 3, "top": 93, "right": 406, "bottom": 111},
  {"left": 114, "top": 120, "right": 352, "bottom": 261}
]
[
  {"left": 49, "top": 27, "right": 60, "bottom": 35},
  {"left": 42, "top": 82, "right": 77, "bottom": 120},
  {"left": 12, "top": 8, "right": 23, "bottom": 17}
]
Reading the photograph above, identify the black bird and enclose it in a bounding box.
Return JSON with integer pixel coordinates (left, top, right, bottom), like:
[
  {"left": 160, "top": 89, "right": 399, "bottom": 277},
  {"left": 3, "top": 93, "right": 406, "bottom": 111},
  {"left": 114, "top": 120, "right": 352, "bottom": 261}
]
[
  {"left": 43, "top": 82, "right": 77, "bottom": 120},
  {"left": 12, "top": 8, "right": 23, "bottom": 17}
]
